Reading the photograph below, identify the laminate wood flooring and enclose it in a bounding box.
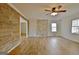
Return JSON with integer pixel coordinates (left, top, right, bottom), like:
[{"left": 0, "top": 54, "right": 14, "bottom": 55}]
[{"left": 9, "top": 37, "right": 79, "bottom": 55}]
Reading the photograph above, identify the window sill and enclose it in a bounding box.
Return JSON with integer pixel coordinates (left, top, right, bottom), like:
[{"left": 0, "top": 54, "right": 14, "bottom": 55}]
[
  {"left": 72, "top": 33, "right": 79, "bottom": 35},
  {"left": 52, "top": 32, "right": 57, "bottom": 33}
]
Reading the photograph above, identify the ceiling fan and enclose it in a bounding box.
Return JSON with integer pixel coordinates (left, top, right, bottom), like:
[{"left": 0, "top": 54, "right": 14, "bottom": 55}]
[{"left": 44, "top": 5, "right": 66, "bottom": 16}]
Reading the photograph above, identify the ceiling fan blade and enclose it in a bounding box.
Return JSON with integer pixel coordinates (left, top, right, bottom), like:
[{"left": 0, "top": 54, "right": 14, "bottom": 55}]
[
  {"left": 45, "top": 9, "right": 51, "bottom": 12},
  {"left": 58, "top": 5, "right": 62, "bottom": 9},
  {"left": 55, "top": 10, "right": 66, "bottom": 12},
  {"left": 59, "top": 10, "right": 66, "bottom": 12}
]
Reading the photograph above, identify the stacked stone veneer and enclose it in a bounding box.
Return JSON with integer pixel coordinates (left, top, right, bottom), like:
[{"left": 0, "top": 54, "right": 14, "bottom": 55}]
[{"left": 0, "top": 4, "right": 20, "bottom": 53}]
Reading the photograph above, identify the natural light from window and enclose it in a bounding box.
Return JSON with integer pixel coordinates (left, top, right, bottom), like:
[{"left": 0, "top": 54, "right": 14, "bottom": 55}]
[
  {"left": 51, "top": 23, "right": 57, "bottom": 32},
  {"left": 72, "top": 19, "right": 79, "bottom": 34}
]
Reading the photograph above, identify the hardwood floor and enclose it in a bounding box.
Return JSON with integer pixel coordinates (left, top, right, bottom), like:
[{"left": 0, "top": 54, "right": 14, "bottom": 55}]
[{"left": 9, "top": 37, "right": 79, "bottom": 55}]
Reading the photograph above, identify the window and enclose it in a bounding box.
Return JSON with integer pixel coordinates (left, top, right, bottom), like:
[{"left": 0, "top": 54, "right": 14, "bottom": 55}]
[
  {"left": 51, "top": 23, "right": 57, "bottom": 32},
  {"left": 72, "top": 19, "right": 79, "bottom": 34}
]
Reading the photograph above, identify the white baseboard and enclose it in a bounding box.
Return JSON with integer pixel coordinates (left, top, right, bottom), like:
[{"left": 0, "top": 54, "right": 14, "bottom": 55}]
[
  {"left": 7, "top": 39, "right": 22, "bottom": 54},
  {"left": 60, "top": 36, "right": 79, "bottom": 44}
]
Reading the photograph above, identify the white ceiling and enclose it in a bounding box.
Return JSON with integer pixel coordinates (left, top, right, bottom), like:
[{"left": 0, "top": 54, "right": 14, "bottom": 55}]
[{"left": 11, "top": 3, "right": 79, "bottom": 20}]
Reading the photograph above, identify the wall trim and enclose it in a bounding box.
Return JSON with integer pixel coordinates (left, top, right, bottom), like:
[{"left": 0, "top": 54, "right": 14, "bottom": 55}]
[
  {"left": 60, "top": 36, "right": 79, "bottom": 44},
  {"left": 7, "top": 39, "right": 22, "bottom": 54},
  {"left": 7, "top": 3, "right": 28, "bottom": 22}
]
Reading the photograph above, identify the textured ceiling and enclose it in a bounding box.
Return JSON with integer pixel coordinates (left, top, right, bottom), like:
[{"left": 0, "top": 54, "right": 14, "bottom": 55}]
[{"left": 12, "top": 3, "right": 79, "bottom": 20}]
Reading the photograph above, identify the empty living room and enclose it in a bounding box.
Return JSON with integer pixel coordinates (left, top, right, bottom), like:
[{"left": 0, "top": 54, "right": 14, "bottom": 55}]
[{"left": 0, "top": 3, "right": 79, "bottom": 55}]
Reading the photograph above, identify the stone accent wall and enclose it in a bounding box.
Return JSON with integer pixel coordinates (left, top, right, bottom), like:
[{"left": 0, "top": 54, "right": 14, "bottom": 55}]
[{"left": 0, "top": 4, "right": 20, "bottom": 53}]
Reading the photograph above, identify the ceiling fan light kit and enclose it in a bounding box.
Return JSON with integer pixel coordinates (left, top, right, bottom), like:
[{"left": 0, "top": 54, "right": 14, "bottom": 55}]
[{"left": 51, "top": 12, "right": 58, "bottom": 16}]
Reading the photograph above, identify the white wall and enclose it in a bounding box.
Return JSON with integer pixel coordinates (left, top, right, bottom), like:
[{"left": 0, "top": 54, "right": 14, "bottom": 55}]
[
  {"left": 29, "top": 13, "right": 79, "bottom": 43},
  {"left": 29, "top": 20, "right": 37, "bottom": 37},
  {"left": 29, "top": 19, "right": 61, "bottom": 37},
  {"left": 60, "top": 13, "right": 79, "bottom": 43},
  {"left": 36, "top": 20, "right": 48, "bottom": 37},
  {"left": 48, "top": 20, "right": 61, "bottom": 36}
]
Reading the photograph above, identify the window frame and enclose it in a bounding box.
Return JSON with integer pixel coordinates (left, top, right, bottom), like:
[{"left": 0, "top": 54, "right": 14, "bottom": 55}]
[{"left": 71, "top": 19, "right": 79, "bottom": 34}]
